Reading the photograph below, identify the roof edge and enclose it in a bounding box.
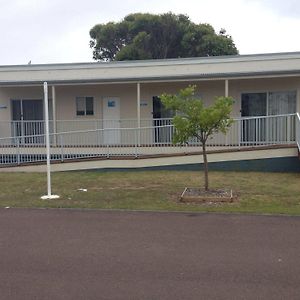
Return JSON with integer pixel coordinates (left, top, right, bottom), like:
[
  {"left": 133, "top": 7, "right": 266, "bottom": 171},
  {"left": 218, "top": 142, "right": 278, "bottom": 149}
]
[
  {"left": 1, "top": 69, "right": 300, "bottom": 86},
  {"left": 1, "top": 51, "right": 300, "bottom": 71}
]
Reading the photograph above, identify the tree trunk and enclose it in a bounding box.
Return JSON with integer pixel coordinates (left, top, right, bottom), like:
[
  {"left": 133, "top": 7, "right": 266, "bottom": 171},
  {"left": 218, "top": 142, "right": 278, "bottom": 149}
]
[{"left": 202, "top": 142, "right": 209, "bottom": 191}]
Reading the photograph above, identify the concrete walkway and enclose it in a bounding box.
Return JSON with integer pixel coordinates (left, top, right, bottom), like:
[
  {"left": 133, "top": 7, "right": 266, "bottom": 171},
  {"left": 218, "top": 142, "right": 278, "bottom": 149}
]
[{"left": 0, "top": 209, "right": 299, "bottom": 299}]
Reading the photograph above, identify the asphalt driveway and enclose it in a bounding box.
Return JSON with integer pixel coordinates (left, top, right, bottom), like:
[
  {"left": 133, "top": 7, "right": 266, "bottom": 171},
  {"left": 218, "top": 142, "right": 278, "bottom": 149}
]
[{"left": 0, "top": 208, "right": 299, "bottom": 300}]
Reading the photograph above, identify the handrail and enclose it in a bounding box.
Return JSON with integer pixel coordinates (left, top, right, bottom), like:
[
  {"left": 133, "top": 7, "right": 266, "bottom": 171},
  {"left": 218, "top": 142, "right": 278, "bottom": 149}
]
[
  {"left": 2, "top": 114, "right": 296, "bottom": 123},
  {"left": 1, "top": 118, "right": 173, "bottom": 123},
  {"left": 0, "top": 124, "right": 175, "bottom": 141},
  {"left": 0, "top": 113, "right": 298, "bottom": 166},
  {"left": 0, "top": 113, "right": 297, "bottom": 141},
  {"left": 235, "top": 113, "right": 297, "bottom": 121},
  {"left": 296, "top": 112, "right": 300, "bottom": 151}
]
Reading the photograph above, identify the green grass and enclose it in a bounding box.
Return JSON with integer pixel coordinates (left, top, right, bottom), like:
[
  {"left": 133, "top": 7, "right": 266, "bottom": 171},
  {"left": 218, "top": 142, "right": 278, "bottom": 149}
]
[{"left": 1, "top": 170, "right": 300, "bottom": 215}]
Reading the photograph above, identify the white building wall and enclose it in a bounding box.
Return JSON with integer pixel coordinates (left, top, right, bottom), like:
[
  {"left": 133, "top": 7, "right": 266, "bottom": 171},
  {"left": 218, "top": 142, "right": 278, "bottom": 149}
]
[
  {"left": 0, "top": 86, "right": 44, "bottom": 137},
  {"left": 229, "top": 77, "right": 300, "bottom": 115},
  {"left": 0, "top": 76, "right": 299, "bottom": 128}
]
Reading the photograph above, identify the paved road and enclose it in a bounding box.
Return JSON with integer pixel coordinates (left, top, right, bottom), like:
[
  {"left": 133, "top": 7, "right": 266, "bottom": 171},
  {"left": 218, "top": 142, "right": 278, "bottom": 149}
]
[{"left": 0, "top": 209, "right": 299, "bottom": 300}]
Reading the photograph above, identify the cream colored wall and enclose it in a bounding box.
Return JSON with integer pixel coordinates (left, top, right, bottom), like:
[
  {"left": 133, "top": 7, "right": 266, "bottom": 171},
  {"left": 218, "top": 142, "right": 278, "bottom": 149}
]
[
  {"left": 143, "top": 78, "right": 300, "bottom": 117},
  {"left": 0, "top": 86, "right": 44, "bottom": 137},
  {"left": 0, "top": 77, "right": 300, "bottom": 127},
  {"left": 141, "top": 80, "right": 226, "bottom": 116},
  {"left": 0, "top": 86, "right": 44, "bottom": 121},
  {"left": 55, "top": 84, "right": 143, "bottom": 120},
  {"left": 54, "top": 81, "right": 227, "bottom": 121},
  {"left": 228, "top": 77, "right": 300, "bottom": 116}
]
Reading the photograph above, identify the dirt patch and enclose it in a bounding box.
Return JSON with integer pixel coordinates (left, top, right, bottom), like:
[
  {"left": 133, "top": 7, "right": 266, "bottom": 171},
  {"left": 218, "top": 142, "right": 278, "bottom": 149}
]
[{"left": 180, "top": 187, "right": 237, "bottom": 203}]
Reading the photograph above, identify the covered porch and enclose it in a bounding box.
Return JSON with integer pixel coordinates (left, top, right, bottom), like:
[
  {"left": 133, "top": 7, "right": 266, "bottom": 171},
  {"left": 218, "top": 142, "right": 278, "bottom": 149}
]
[
  {"left": 0, "top": 76, "right": 300, "bottom": 141},
  {"left": 0, "top": 53, "right": 300, "bottom": 167}
]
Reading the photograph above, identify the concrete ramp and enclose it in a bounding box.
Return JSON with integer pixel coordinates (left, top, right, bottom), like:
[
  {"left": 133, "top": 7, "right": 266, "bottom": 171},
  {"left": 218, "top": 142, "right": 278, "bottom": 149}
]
[{"left": 0, "top": 146, "right": 298, "bottom": 173}]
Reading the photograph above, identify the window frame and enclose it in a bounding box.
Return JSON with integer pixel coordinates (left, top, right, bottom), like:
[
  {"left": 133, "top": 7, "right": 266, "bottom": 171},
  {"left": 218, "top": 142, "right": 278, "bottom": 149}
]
[{"left": 76, "top": 96, "right": 94, "bottom": 116}]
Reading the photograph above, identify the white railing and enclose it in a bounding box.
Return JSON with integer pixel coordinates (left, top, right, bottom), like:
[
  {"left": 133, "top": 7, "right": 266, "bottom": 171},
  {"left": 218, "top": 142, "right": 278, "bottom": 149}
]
[
  {"left": 57, "top": 118, "right": 172, "bottom": 130},
  {"left": 296, "top": 113, "right": 300, "bottom": 151},
  {"left": 0, "top": 114, "right": 297, "bottom": 166},
  {"left": 238, "top": 113, "right": 296, "bottom": 146},
  {"left": 0, "top": 125, "right": 176, "bottom": 165},
  {"left": 0, "top": 118, "right": 172, "bottom": 139}
]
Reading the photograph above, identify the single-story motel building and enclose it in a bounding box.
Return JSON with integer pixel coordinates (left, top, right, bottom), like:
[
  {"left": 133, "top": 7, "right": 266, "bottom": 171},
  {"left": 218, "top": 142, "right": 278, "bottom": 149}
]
[{"left": 0, "top": 51, "right": 299, "bottom": 172}]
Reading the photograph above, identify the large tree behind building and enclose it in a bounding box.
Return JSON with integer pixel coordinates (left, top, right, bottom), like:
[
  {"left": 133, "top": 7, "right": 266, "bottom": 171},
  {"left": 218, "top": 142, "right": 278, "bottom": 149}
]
[{"left": 89, "top": 13, "right": 238, "bottom": 61}]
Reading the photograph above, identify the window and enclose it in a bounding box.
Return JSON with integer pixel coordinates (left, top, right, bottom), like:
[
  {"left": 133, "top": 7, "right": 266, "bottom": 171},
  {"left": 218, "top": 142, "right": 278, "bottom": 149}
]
[
  {"left": 241, "top": 91, "right": 296, "bottom": 117},
  {"left": 76, "top": 97, "right": 94, "bottom": 116},
  {"left": 268, "top": 91, "right": 296, "bottom": 115},
  {"left": 241, "top": 93, "right": 267, "bottom": 117}
]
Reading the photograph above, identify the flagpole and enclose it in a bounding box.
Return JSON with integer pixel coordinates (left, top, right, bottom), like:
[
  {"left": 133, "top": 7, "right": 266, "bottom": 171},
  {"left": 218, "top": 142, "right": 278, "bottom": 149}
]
[{"left": 41, "top": 82, "right": 59, "bottom": 200}]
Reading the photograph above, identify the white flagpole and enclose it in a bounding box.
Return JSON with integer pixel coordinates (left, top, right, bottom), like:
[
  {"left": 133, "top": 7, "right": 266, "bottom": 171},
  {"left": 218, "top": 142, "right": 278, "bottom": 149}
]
[{"left": 41, "top": 82, "right": 59, "bottom": 200}]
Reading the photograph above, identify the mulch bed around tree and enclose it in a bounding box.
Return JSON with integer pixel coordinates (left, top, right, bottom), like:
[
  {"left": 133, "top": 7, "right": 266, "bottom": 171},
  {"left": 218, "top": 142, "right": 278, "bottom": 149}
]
[{"left": 180, "top": 187, "right": 237, "bottom": 203}]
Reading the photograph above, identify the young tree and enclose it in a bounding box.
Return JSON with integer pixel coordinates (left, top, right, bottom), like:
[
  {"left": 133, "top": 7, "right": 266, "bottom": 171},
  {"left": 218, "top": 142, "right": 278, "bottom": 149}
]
[
  {"left": 90, "top": 13, "right": 238, "bottom": 61},
  {"left": 160, "top": 86, "right": 234, "bottom": 191}
]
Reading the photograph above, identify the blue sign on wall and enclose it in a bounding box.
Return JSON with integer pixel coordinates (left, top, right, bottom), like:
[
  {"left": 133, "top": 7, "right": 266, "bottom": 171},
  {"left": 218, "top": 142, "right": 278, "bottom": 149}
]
[{"left": 108, "top": 100, "right": 116, "bottom": 107}]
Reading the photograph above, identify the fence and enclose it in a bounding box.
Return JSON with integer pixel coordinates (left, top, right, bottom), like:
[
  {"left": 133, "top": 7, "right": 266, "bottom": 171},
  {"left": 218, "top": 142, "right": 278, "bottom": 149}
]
[
  {"left": 296, "top": 113, "right": 300, "bottom": 151},
  {"left": 0, "top": 119, "right": 173, "bottom": 139},
  {"left": 0, "top": 114, "right": 297, "bottom": 166}
]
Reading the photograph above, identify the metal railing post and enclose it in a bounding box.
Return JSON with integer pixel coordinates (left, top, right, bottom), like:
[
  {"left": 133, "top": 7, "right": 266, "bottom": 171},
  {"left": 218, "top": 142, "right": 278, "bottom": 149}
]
[
  {"left": 60, "top": 135, "right": 64, "bottom": 162},
  {"left": 16, "top": 137, "right": 21, "bottom": 165},
  {"left": 287, "top": 115, "right": 291, "bottom": 143},
  {"left": 106, "top": 144, "right": 110, "bottom": 159},
  {"left": 135, "top": 128, "right": 138, "bottom": 158},
  {"left": 296, "top": 113, "right": 300, "bottom": 151},
  {"left": 238, "top": 119, "right": 241, "bottom": 149}
]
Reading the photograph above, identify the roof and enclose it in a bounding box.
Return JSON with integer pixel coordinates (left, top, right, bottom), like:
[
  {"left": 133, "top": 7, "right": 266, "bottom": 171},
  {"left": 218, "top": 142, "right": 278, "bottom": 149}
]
[{"left": 1, "top": 51, "right": 300, "bottom": 85}]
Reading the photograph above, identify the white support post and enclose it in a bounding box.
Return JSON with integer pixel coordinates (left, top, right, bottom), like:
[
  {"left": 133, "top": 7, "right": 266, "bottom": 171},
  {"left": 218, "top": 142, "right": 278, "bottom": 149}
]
[
  {"left": 51, "top": 85, "right": 56, "bottom": 144},
  {"left": 297, "top": 87, "right": 300, "bottom": 113},
  {"left": 41, "top": 82, "right": 59, "bottom": 200},
  {"left": 137, "top": 82, "right": 141, "bottom": 127},
  {"left": 51, "top": 85, "right": 57, "bottom": 145},
  {"left": 225, "top": 79, "right": 229, "bottom": 97},
  {"left": 137, "top": 82, "right": 141, "bottom": 145}
]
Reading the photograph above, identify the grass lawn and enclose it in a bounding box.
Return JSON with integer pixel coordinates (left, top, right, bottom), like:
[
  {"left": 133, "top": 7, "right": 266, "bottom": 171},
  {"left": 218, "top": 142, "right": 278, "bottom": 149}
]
[{"left": 1, "top": 170, "right": 300, "bottom": 215}]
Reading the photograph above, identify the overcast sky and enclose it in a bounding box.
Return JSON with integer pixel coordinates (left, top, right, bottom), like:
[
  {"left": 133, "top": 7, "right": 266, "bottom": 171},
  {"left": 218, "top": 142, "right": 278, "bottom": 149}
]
[{"left": 1, "top": 0, "right": 300, "bottom": 65}]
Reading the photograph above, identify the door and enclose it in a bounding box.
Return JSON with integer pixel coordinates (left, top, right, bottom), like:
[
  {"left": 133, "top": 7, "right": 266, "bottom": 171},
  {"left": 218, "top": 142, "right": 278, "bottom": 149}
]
[
  {"left": 102, "top": 97, "right": 120, "bottom": 144},
  {"left": 12, "top": 99, "right": 44, "bottom": 143},
  {"left": 241, "top": 93, "right": 267, "bottom": 144},
  {"left": 152, "top": 96, "right": 173, "bottom": 143}
]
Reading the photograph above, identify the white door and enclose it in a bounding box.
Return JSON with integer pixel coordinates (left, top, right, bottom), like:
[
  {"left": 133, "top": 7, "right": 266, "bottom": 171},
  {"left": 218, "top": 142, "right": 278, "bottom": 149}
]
[{"left": 102, "top": 97, "right": 121, "bottom": 144}]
